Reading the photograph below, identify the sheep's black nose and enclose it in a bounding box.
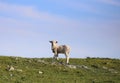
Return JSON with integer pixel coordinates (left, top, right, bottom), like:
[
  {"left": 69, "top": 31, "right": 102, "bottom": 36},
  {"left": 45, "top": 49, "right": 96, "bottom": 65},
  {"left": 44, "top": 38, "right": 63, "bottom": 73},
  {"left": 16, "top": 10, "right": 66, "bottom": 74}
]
[{"left": 52, "top": 49, "right": 55, "bottom": 53}]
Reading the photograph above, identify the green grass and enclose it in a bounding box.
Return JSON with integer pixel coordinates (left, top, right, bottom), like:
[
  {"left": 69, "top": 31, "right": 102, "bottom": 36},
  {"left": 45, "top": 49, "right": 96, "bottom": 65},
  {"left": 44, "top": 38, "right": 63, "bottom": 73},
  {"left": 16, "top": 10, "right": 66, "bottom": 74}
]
[{"left": 0, "top": 56, "right": 120, "bottom": 83}]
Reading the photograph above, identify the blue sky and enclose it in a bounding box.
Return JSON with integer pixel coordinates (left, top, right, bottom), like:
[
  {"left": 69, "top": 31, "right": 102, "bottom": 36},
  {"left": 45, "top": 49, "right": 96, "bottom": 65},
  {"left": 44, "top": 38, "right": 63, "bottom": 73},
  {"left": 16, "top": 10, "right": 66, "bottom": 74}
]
[{"left": 0, "top": 0, "right": 120, "bottom": 58}]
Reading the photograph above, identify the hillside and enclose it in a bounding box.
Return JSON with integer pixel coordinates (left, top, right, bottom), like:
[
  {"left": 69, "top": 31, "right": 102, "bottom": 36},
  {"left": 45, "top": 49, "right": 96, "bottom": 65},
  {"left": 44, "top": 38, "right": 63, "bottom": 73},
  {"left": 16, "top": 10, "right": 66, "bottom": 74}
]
[{"left": 0, "top": 56, "right": 120, "bottom": 83}]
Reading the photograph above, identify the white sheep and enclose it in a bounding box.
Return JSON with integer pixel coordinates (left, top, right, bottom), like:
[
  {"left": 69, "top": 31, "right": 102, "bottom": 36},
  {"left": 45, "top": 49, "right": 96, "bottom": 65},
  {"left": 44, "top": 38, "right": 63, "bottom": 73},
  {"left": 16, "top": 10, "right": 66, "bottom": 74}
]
[{"left": 49, "top": 40, "right": 70, "bottom": 64}]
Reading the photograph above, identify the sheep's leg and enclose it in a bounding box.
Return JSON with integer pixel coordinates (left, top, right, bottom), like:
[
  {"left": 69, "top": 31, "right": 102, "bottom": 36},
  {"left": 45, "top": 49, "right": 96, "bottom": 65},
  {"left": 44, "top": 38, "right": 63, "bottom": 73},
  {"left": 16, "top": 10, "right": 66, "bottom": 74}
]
[
  {"left": 53, "top": 55, "right": 56, "bottom": 59},
  {"left": 56, "top": 53, "right": 59, "bottom": 60},
  {"left": 66, "top": 56, "right": 69, "bottom": 64},
  {"left": 56, "top": 56, "right": 59, "bottom": 60},
  {"left": 65, "top": 53, "right": 69, "bottom": 64},
  {"left": 52, "top": 53, "right": 59, "bottom": 63},
  {"left": 52, "top": 53, "right": 56, "bottom": 63}
]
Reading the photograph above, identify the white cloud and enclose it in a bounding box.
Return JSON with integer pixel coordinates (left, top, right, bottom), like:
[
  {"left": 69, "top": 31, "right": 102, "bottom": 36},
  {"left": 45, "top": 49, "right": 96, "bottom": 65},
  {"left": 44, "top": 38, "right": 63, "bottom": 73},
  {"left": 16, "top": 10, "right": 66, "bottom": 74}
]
[
  {"left": 47, "top": 0, "right": 120, "bottom": 19},
  {"left": 95, "top": 0, "right": 120, "bottom": 6},
  {"left": 48, "top": 0, "right": 98, "bottom": 13},
  {"left": 1, "top": 1, "right": 90, "bottom": 36},
  {"left": 0, "top": 2, "right": 46, "bottom": 19},
  {"left": 0, "top": 1, "right": 119, "bottom": 26},
  {"left": 0, "top": 2, "right": 58, "bottom": 22}
]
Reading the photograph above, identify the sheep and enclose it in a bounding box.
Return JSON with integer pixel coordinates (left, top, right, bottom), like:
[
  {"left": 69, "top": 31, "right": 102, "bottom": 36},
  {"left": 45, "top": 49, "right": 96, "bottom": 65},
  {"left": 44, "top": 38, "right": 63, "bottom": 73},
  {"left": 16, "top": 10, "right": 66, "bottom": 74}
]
[{"left": 49, "top": 40, "right": 70, "bottom": 64}]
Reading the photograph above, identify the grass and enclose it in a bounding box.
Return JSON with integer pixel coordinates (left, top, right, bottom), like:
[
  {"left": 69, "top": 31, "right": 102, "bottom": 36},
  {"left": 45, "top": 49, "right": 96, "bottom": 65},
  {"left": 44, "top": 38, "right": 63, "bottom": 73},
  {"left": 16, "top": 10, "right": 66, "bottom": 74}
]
[{"left": 0, "top": 56, "right": 120, "bottom": 83}]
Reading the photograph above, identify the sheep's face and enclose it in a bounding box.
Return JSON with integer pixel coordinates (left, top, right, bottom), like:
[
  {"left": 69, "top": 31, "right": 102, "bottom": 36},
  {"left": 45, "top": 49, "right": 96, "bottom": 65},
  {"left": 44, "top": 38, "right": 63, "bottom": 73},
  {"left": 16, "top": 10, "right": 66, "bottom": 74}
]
[
  {"left": 49, "top": 40, "right": 58, "bottom": 45},
  {"left": 49, "top": 40, "right": 58, "bottom": 52}
]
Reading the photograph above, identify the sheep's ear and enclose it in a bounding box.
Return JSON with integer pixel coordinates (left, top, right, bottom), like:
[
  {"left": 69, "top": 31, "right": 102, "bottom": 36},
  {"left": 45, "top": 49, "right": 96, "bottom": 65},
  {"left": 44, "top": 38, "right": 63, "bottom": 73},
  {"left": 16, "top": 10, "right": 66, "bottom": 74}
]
[
  {"left": 56, "top": 41, "right": 58, "bottom": 43},
  {"left": 49, "top": 41, "right": 52, "bottom": 43}
]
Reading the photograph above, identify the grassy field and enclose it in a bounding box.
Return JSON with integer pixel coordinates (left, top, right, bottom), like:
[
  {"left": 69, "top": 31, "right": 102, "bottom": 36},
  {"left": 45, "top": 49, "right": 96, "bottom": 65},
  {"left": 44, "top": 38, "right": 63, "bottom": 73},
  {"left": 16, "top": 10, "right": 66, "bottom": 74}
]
[{"left": 0, "top": 56, "right": 120, "bottom": 83}]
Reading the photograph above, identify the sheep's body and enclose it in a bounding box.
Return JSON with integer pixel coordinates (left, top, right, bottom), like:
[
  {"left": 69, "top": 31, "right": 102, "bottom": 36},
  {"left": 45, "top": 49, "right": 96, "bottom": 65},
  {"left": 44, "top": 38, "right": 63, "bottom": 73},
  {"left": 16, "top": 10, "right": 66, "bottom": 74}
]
[{"left": 49, "top": 40, "right": 70, "bottom": 64}]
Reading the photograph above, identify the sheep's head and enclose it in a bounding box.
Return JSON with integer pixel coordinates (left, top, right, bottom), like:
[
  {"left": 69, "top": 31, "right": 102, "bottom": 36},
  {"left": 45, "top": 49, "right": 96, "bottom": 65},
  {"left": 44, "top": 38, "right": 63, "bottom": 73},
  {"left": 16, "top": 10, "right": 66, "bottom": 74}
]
[{"left": 49, "top": 40, "right": 58, "bottom": 53}]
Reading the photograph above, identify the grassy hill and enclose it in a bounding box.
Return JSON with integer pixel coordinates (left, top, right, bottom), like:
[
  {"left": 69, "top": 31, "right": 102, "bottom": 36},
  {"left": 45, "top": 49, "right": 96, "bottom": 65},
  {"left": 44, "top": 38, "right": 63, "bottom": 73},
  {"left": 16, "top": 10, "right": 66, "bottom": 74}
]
[{"left": 0, "top": 56, "right": 120, "bottom": 83}]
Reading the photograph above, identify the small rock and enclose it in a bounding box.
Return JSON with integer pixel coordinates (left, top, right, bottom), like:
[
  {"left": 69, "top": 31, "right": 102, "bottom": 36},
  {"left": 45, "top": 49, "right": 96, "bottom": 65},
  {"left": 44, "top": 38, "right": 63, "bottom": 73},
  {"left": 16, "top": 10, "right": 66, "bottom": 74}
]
[
  {"left": 38, "top": 60, "right": 48, "bottom": 64},
  {"left": 39, "top": 71, "right": 43, "bottom": 74},
  {"left": 77, "top": 65, "right": 89, "bottom": 69},
  {"left": 109, "top": 69, "right": 114, "bottom": 72},
  {"left": 8, "top": 66, "right": 15, "bottom": 71},
  {"left": 10, "top": 74, "right": 13, "bottom": 77},
  {"left": 67, "top": 65, "right": 76, "bottom": 69},
  {"left": 81, "top": 65, "right": 89, "bottom": 69},
  {"left": 15, "top": 57, "right": 19, "bottom": 60},
  {"left": 103, "top": 66, "right": 108, "bottom": 70},
  {"left": 37, "top": 60, "right": 45, "bottom": 63},
  {"left": 109, "top": 69, "right": 118, "bottom": 73},
  {"left": 16, "top": 69, "right": 23, "bottom": 72},
  {"left": 114, "top": 71, "right": 118, "bottom": 74}
]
